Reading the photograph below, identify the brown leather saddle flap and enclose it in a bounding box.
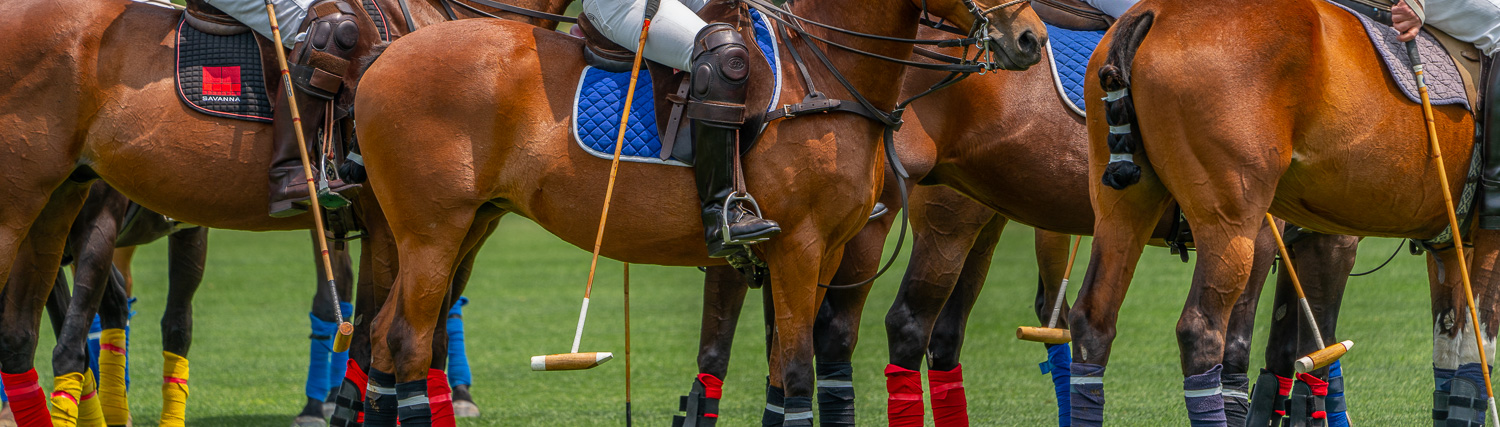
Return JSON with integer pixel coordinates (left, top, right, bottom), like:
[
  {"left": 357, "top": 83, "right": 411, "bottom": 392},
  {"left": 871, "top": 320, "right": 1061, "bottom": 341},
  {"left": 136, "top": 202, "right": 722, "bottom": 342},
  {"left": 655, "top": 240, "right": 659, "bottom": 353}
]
[{"left": 1032, "top": 0, "right": 1112, "bottom": 31}]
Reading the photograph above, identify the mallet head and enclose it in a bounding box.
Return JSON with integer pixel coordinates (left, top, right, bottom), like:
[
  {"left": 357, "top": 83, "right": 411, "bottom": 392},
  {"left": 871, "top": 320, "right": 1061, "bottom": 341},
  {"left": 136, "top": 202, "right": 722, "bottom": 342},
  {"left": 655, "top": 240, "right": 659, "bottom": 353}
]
[{"left": 531, "top": 352, "right": 614, "bottom": 371}]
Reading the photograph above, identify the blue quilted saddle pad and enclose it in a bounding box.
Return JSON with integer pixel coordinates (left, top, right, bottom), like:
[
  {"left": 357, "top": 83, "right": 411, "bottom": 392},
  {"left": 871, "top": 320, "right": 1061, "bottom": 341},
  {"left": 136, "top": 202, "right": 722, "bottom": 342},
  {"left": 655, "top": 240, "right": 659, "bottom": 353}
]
[
  {"left": 572, "top": 10, "right": 781, "bottom": 166},
  {"left": 1045, "top": 24, "right": 1104, "bottom": 116}
]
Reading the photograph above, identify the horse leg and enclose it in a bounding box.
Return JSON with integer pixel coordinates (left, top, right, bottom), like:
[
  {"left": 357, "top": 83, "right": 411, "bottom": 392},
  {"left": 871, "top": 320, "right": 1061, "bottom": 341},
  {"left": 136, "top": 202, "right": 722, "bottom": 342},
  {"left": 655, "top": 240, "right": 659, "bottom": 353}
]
[
  {"left": 1068, "top": 173, "right": 1171, "bottom": 426},
  {"left": 153, "top": 226, "right": 207, "bottom": 427},
  {"left": 1436, "top": 228, "right": 1500, "bottom": 427},
  {"left": 367, "top": 203, "right": 488, "bottom": 427},
  {"left": 1, "top": 181, "right": 90, "bottom": 427},
  {"left": 51, "top": 184, "right": 128, "bottom": 427},
  {"left": 883, "top": 187, "right": 999, "bottom": 427},
  {"left": 426, "top": 214, "right": 499, "bottom": 427},
  {"left": 296, "top": 229, "right": 359, "bottom": 426},
  {"left": 111, "top": 247, "right": 136, "bottom": 295},
  {"left": 1221, "top": 219, "right": 1275, "bottom": 426},
  {"left": 673, "top": 265, "right": 747, "bottom": 427},
  {"left": 445, "top": 219, "right": 488, "bottom": 418},
  {"left": 810, "top": 201, "right": 900, "bottom": 427},
  {"left": 760, "top": 231, "right": 838, "bottom": 427},
  {"left": 922, "top": 215, "right": 1010, "bottom": 427},
  {"left": 330, "top": 195, "right": 399, "bottom": 427}
]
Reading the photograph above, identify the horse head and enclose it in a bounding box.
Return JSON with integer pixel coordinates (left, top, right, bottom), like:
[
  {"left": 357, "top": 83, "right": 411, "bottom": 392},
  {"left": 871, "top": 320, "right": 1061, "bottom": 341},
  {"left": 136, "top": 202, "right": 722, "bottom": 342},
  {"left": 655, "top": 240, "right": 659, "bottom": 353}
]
[{"left": 917, "top": 0, "right": 1045, "bottom": 70}]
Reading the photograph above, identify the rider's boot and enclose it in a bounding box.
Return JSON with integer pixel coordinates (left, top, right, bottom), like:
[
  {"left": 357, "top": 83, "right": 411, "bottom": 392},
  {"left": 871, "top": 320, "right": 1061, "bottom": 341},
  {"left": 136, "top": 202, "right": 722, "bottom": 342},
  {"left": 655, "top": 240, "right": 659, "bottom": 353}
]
[
  {"left": 268, "top": 0, "right": 363, "bottom": 218},
  {"left": 1477, "top": 54, "right": 1500, "bottom": 228},
  {"left": 688, "top": 23, "right": 780, "bottom": 257}
]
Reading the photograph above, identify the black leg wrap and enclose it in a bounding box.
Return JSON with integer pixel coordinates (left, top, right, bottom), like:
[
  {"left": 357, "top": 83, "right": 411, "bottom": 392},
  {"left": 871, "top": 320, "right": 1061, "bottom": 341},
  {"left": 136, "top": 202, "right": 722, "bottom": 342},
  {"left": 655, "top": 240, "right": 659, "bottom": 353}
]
[
  {"left": 816, "top": 362, "right": 856, "bottom": 426},
  {"left": 1223, "top": 373, "right": 1251, "bottom": 427},
  {"left": 364, "top": 369, "right": 397, "bottom": 427},
  {"left": 1447, "top": 364, "right": 1490, "bottom": 427},
  {"left": 395, "top": 380, "right": 431, "bottom": 427},
  {"left": 782, "top": 396, "right": 814, "bottom": 427},
  {"left": 1286, "top": 381, "right": 1325, "bottom": 427},
  {"left": 763, "top": 384, "right": 785, "bottom": 427},
  {"left": 673, "top": 379, "right": 720, "bottom": 427},
  {"left": 1247, "top": 369, "right": 1287, "bottom": 427},
  {"left": 1437, "top": 367, "right": 1457, "bottom": 427},
  {"left": 329, "top": 377, "right": 364, "bottom": 427}
]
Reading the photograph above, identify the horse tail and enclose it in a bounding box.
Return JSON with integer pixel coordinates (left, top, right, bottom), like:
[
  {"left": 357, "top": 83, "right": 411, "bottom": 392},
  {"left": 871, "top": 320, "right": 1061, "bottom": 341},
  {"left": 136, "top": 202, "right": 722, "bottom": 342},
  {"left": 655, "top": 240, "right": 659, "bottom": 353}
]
[{"left": 1097, "top": 11, "right": 1154, "bottom": 190}]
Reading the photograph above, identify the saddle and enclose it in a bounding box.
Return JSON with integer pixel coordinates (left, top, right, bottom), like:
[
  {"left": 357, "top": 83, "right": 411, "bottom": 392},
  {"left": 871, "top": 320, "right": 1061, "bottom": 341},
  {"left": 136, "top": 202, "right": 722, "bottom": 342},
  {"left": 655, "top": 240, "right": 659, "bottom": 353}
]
[
  {"left": 176, "top": 0, "right": 282, "bottom": 122},
  {"left": 1329, "top": 0, "right": 1483, "bottom": 109},
  {"left": 570, "top": 3, "right": 783, "bottom": 166},
  {"left": 1032, "top": 0, "right": 1112, "bottom": 31}
]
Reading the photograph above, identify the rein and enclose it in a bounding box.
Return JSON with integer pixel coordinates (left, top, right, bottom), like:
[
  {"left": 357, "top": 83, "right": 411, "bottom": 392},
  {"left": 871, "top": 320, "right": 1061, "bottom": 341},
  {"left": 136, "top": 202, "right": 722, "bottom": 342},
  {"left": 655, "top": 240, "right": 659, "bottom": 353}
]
[{"left": 740, "top": 0, "right": 1023, "bottom": 288}]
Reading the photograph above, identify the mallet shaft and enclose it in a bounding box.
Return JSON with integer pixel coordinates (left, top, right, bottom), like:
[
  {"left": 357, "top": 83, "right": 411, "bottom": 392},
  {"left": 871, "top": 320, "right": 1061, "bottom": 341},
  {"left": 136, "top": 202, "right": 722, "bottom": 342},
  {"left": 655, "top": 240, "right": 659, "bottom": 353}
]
[{"left": 1046, "top": 236, "right": 1084, "bottom": 328}]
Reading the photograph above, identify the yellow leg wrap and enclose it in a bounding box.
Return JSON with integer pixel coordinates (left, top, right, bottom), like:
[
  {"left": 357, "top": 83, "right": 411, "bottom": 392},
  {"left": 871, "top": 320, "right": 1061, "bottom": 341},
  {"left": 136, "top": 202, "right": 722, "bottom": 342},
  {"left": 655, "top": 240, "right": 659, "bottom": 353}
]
[
  {"left": 77, "top": 370, "right": 105, "bottom": 427},
  {"left": 160, "top": 352, "right": 190, "bottom": 427},
  {"left": 97, "top": 328, "right": 129, "bottom": 426},
  {"left": 50, "top": 372, "right": 85, "bottom": 427}
]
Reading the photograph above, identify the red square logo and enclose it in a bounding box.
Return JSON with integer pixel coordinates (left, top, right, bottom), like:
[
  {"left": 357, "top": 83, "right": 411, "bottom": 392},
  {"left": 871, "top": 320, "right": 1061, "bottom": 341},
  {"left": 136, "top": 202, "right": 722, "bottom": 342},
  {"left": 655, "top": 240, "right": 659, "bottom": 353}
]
[{"left": 202, "top": 66, "right": 242, "bottom": 97}]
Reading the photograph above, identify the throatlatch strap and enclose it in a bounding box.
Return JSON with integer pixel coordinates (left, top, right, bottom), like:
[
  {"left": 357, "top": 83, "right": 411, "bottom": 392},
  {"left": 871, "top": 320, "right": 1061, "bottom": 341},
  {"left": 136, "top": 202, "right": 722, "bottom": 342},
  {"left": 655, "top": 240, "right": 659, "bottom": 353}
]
[
  {"left": 816, "top": 362, "right": 855, "bottom": 426},
  {"left": 884, "top": 364, "right": 924, "bottom": 427}
]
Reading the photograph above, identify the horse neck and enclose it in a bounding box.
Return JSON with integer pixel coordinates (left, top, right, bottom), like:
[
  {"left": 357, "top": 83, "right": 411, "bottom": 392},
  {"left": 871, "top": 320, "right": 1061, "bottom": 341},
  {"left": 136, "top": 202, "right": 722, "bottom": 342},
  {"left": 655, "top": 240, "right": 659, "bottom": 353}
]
[{"left": 787, "top": 0, "right": 923, "bottom": 110}]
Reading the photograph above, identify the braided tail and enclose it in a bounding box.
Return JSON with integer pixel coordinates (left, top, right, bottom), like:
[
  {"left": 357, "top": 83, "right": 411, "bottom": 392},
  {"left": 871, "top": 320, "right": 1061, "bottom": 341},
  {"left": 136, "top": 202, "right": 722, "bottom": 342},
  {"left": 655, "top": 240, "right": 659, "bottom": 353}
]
[{"left": 1099, "top": 11, "right": 1154, "bottom": 190}]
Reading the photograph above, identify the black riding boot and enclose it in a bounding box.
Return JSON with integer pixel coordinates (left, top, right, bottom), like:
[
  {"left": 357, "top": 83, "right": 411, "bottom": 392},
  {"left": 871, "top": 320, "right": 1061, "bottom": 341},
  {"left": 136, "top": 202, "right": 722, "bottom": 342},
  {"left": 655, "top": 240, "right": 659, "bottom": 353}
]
[
  {"left": 268, "top": 0, "right": 362, "bottom": 218},
  {"left": 1477, "top": 55, "right": 1500, "bottom": 228},
  {"left": 688, "top": 23, "right": 780, "bottom": 257}
]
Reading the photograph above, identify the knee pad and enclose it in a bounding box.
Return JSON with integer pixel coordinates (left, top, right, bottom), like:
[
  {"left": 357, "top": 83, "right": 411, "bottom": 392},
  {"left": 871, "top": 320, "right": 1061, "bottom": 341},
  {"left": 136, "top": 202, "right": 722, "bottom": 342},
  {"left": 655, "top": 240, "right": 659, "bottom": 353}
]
[
  {"left": 291, "top": 0, "right": 363, "bottom": 100},
  {"left": 686, "top": 23, "right": 749, "bottom": 127}
]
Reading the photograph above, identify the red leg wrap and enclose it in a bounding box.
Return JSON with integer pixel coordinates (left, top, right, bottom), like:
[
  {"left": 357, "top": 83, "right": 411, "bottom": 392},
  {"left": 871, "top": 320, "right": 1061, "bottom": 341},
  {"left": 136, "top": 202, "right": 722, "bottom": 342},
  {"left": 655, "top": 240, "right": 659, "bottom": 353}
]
[
  {"left": 928, "top": 365, "right": 969, "bottom": 427},
  {"left": 885, "top": 364, "right": 924, "bottom": 427},
  {"left": 1296, "top": 373, "right": 1329, "bottom": 419},
  {"left": 3, "top": 369, "right": 55, "bottom": 427},
  {"left": 1274, "top": 374, "right": 1294, "bottom": 416},
  {"left": 427, "top": 369, "right": 455, "bottom": 427},
  {"left": 347, "top": 359, "right": 369, "bottom": 424}
]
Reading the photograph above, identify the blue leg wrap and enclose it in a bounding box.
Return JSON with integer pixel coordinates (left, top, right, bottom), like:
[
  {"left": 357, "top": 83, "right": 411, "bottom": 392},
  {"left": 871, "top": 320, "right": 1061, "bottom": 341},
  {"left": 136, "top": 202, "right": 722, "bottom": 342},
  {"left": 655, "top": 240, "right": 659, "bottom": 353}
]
[
  {"left": 1184, "top": 365, "right": 1227, "bottom": 427},
  {"left": 1326, "top": 360, "right": 1349, "bottom": 427},
  {"left": 1070, "top": 363, "right": 1105, "bottom": 427},
  {"left": 327, "top": 301, "right": 354, "bottom": 399},
  {"left": 1041, "top": 344, "right": 1071, "bottom": 426},
  {"left": 446, "top": 297, "right": 472, "bottom": 387},
  {"left": 88, "top": 315, "right": 103, "bottom": 387},
  {"left": 124, "top": 297, "right": 135, "bottom": 390},
  {"left": 307, "top": 312, "right": 339, "bottom": 400}
]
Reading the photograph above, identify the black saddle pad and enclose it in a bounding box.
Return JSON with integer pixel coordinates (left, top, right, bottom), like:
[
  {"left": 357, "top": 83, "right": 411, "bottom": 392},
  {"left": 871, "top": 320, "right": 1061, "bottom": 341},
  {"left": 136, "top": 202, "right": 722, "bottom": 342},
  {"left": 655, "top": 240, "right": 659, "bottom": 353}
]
[{"left": 175, "top": 17, "right": 274, "bottom": 122}]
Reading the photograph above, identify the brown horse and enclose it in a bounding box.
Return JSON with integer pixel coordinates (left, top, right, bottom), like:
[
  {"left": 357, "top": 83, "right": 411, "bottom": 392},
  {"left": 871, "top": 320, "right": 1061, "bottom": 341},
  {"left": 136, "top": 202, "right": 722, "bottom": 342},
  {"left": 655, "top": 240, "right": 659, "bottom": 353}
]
[
  {"left": 693, "top": 23, "right": 1365, "bottom": 425},
  {"left": 1076, "top": 0, "right": 1486, "bottom": 423},
  {"left": 350, "top": 0, "right": 1044, "bottom": 423}
]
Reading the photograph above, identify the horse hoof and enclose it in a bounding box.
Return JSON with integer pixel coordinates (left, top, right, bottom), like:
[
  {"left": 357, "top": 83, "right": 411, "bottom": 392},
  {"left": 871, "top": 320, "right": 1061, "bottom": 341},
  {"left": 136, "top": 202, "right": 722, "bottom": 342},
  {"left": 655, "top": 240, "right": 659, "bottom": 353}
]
[
  {"left": 322, "top": 402, "right": 336, "bottom": 418},
  {"left": 453, "top": 399, "right": 481, "bottom": 418},
  {"left": 292, "top": 415, "right": 327, "bottom": 427}
]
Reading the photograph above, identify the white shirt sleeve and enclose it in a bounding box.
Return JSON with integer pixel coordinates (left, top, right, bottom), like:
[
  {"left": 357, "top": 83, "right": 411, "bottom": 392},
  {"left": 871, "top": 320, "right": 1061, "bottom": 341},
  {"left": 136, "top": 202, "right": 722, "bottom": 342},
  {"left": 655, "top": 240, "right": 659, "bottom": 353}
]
[{"left": 1422, "top": 0, "right": 1500, "bottom": 55}]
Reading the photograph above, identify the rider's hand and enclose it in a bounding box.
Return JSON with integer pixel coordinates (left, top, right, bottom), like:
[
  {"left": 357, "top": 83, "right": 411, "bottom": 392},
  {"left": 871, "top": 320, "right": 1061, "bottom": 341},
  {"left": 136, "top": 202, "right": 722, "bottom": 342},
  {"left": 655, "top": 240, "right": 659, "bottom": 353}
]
[{"left": 1392, "top": 0, "right": 1422, "bottom": 42}]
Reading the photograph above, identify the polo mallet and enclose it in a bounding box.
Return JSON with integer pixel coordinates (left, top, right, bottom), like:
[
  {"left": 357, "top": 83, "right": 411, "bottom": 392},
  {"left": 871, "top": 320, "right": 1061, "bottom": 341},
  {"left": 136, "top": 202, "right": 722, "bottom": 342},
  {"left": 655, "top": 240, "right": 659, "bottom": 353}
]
[
  {"left": 263, "top": 0, "right": 353, "bottom": 352},
  {"left": 1406, "top": 40, "right": 1500, "bottom": 426},
  {"left": 531, "top": 0, "right": 660, "bottom": 371},
  {"left": 623, "top": 263, "right": 633, "bottom": 426},
  {"left": 1263, "top": 214, "right": 1354, "bottom": 373},
  {"left": 1016, "top": 235, "right": 1083, "bottom": 344}
]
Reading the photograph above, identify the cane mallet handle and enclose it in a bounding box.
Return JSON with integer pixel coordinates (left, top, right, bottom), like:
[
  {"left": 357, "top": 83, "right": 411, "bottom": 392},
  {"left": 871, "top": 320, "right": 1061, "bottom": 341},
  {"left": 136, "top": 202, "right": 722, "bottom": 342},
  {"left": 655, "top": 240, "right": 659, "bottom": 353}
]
[
  {"left": 263, "top": 0, "right": 353, "bottom": 351},
  {"left": 1016, "top": 327, "right": 1073, "bottom": 344},
  {"left": 1295, "top": 340, "right": 1355, "bottom": 374},
  {"left": 1406, "top": 40, "right": 1500, "bottom": 426}
]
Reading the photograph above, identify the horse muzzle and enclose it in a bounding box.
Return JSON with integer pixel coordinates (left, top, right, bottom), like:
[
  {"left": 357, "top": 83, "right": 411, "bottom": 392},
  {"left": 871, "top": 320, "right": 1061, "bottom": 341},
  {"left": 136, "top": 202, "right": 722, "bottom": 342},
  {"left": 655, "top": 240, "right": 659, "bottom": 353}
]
[{"left": 989, "top": 27, "right": 1043, "bottom": 71}]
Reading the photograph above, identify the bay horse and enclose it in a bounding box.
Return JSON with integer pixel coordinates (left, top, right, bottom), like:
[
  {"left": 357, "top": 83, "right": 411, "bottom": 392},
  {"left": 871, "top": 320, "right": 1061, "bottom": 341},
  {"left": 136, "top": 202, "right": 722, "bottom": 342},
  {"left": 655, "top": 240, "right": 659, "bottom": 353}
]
[
  {"left": 1076, "top": 0, "right": 1486, "bottom": 423},
  {"left": 694, "top": 24, "right": 1361, "bottom": 425},
  {"left": 350, "top": 0, "right": 1044, "bottom": 423}
]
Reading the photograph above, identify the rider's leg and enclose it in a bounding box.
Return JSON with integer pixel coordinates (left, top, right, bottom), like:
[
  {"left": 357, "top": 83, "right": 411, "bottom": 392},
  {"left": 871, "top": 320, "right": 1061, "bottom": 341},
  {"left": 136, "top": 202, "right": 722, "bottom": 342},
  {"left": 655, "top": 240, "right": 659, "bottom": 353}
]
[
  {"left": 1478, "top": 52, "right": 1500, "bottom": 227},
  {"left": 264, "top": 0, "right": 363, "bottom": 217}
]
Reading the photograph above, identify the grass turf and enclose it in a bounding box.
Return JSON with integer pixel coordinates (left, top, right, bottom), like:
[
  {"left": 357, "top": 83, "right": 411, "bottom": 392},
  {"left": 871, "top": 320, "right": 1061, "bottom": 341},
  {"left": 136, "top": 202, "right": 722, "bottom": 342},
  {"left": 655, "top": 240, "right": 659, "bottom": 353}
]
[{"left": 26, "top": 219, "right": 1434, "bottom": 425}]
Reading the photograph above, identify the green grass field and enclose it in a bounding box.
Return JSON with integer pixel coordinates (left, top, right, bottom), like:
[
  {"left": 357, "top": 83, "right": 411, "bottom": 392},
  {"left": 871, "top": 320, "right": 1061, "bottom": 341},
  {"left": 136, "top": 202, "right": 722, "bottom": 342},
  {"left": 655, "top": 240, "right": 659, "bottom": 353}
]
[{"left": 26, "top": 219, "right": 1436, "bottom": 425}]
